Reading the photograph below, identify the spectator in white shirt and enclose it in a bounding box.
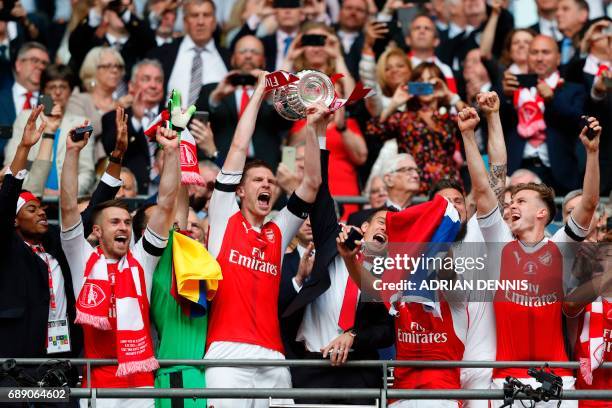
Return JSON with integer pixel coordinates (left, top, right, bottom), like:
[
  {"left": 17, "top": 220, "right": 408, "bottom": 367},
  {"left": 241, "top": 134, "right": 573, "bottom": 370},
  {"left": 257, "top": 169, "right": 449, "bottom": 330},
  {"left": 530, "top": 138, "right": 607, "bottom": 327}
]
[{"left": 149, "top": 0, "right": 230, "bottom": 108}]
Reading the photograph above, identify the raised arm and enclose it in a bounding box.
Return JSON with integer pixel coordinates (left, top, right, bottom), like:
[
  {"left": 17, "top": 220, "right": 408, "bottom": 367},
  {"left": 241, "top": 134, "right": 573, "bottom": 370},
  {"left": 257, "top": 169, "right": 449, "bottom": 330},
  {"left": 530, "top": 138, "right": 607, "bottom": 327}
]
[
  {"left": 81, "top": 106, "right": 129, "bottom": 237},
  {"left": 293, "top": 104, "right": 325, "bottom": 204},
  {"left": 145, "top": 126, "right": 181, "bottom": 238},
  {"left": 479, "top": 0, "right": 503, "bottom": 60},
  {"left": 60, "top": 121, "right": 92, "bottom": 230},
  {"left": 222, "top": 70, "right": 267, "bottom": 173},
  {"left": 10, "top": 106, "right": 46, "bottom": 175},
  {"left": 478, "top": 92, "right": 508, "bottom": 210},
  {"left": 23, "top": 104, "right": 60, "bottom": 195},
  {"left": 570, "top": 117, "right": 601, "bottom": 229},
  {"left": 457, "top": 107, "right": 498, "bottom": 216}
]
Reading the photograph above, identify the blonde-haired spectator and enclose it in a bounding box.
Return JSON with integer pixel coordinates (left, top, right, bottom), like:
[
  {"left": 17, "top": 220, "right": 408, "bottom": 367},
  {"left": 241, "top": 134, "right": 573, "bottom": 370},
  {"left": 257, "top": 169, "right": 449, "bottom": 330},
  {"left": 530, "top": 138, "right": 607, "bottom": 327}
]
[{"left": 66, "top": 46, "right": 127, "bottom": 162}]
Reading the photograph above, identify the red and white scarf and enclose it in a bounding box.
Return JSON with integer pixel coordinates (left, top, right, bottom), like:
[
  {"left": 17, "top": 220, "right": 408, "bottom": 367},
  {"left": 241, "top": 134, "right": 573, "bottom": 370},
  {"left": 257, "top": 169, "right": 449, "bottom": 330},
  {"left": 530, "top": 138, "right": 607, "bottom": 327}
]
[
  {"left": 144, "top": 110, "right": 205, "bottom": 186},
  {"left": 76, "top": 247, "right": 159, "bottom": 377},
  {"left": 513, "top": 71, "right": 561, "bottom": 147},
  {"left": 579, "top": 299, "right": 605, "bottom": 385}
]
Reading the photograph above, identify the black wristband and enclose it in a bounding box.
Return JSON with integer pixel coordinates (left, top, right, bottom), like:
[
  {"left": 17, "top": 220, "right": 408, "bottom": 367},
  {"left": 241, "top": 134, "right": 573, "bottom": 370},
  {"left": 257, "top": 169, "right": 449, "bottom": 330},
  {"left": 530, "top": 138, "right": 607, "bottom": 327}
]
[
  {"left": 42, "top": 133, "right": 55, "bottom": 140},
  {"left": 108, "top": 155, "right": 122, "bottom": 164},
  {"left": 287, "top": 192, "right": 312, "bottom": 219}
]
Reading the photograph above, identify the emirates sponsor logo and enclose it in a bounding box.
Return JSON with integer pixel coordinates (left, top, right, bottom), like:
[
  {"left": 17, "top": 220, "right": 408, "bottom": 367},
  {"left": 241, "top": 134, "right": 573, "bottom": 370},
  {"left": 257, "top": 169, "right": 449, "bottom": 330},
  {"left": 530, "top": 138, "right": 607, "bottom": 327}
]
[
  {"left": 397, "top": 326, "right": 448, "bottom": 344},
  {"left": 229, "top": 249, "right": 278, "bottom": 276},
  {"left": 79, "top": 283, "right": 106, "bottom": 308},
  {"left": 503, "top": 282, "right": 558, "bottom": 307}
]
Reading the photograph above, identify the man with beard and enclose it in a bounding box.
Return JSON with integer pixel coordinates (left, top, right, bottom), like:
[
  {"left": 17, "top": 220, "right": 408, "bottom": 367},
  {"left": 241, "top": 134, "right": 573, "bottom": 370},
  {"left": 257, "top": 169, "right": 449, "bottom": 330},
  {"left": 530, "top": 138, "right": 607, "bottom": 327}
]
[
  {"left": 0, "top": 106, "right": 126, "bottom": 394},
  {"left": 60, "top": 121, "right": 181, "bottom": 408},
  {"left": 340, "top": 91, "right": 507, "bottom": 408},
  {"left": 278, "top": 121, "right": 395, "bottom": 403},
  {"left": 459, "top": 101, "right": 601, "bottom": 406}
]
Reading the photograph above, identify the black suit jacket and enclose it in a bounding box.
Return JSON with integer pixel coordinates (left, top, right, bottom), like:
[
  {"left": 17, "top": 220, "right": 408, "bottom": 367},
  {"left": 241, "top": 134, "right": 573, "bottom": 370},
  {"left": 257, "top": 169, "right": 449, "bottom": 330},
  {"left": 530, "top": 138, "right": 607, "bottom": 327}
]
[
  {"left": 500, "top": 81, "right": 586, "bottom": 194},
  {"left": 335, "top": 29, "right": 365, "bottom": 82},
  {"left": 229, "top": 23, "right": 279, "bottom": 72},
  {"left": 564, "top": 58, "right": 612, "bottom": 195},
  {"left": 0, "top": 172, "right": 120, "bottom": 358},
  {"left": 68, "top": 13, "right": 157, "bottom": 79},
  {"left": 195, "top": 83, "right": 291, "bottom": 169},
  {"left": 0, "top": 86, "right": 17, "bottom": 164},
  {"left": 101, "top": 107, "right": 156, "bottom": 194},
  {"left": 279, "top": 150, "right": 394, "bottom": 361},
  {"left": 147, "top": 37, "right": 231, "bottom": 94}
]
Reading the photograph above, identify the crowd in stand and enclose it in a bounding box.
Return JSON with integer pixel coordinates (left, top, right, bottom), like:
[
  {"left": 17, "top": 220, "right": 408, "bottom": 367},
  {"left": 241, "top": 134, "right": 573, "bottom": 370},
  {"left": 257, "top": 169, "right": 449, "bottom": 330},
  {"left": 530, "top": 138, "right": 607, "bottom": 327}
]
[{"left": 0, "top": 0, "right": 611, "bottom": 407}]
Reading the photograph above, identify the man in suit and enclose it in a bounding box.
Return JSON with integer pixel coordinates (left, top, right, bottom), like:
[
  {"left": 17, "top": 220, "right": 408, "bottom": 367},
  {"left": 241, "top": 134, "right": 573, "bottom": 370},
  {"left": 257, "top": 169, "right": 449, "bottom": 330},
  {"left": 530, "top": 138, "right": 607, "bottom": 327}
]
[
  {"left": 279, "top": 130, "right": 395, "bottom": 404},
  {"left": 529, "top": 0, "right": 564, "bottom": 41},
  {"left": 0, "top": 19, "right": 29, "bottom": 90},
  {"left": 501, "top": 35, "right": 586, "bottom": 195},
  {"left": 68, "top": 0, "right": 156, "bottom": 83},
  {"left": 0, "top": 42, "right": 49, "bottom": 164},
  {"left": 4, "top": 64, "right": 96, "bottom": 196},
  {"left": 148, "top": 0, "right": 230, "bottom": 108},
  {"left": 0, "top": 107, "right": 123, "bottom": 390},
  {"left": 348, "top": 153, "right": 420, "bottom": 227},
  {"left": 231, "top": 0, "right": 304, "bottom": 72},
  {"left": 279, "top": 217, "right": 314, "bottom": 359},
  {"left": 555, "top": 0, "right": 590, "bottom": 65},
  {"left": 102, "top": 59, "right": 165, "bottom": 195},
  {"left": 564, "top": 18, "right": 612, "bottom": 195},
  {"left": 335, "top": 0, "right": 367, "bottom": 81},
  {"left": 195, "top": 35, "right": 291, "bottom": 170}
]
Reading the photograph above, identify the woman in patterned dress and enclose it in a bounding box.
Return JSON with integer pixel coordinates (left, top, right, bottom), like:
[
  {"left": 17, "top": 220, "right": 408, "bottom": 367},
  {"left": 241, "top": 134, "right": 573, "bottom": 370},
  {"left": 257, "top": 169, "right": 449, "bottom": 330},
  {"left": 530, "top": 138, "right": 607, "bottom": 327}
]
[{"left": 367, "top": 62, "right": 465, "bottom": 194}]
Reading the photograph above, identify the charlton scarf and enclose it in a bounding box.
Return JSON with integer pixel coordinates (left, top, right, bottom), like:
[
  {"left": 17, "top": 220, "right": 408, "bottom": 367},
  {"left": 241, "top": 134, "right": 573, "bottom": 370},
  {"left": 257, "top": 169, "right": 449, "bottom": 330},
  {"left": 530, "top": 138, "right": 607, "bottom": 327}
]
[
  {"left": 76, "top": 247, "right": 159, "bottom": 377},
  {"left": 144, "top": 111, "right": 205, "bottom": 186},
  {"left": 513, "top": 71, "right": 561, "bottom": 147},
  {"left": 579, "top": 299, "right": 605, "bottom": 385}
]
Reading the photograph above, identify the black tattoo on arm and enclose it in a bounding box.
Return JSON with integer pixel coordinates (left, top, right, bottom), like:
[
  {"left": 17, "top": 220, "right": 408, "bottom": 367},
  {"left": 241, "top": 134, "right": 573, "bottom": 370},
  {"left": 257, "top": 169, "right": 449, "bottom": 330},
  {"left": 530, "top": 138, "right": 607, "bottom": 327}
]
[{"left": 488, "top": 163, "right": 507, "bottom": 212}]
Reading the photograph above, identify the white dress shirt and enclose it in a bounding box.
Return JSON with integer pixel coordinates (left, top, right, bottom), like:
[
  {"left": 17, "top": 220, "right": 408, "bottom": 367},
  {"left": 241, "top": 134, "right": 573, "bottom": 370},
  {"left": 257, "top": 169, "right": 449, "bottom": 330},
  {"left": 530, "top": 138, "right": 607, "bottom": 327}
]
[
  {"left": 167, "top": 35, "right": 228, "bottom": 108},
  {"left": 538, "top": 18, "right": 563, "bottom": 42},
  {"left": 337, "top": 30, "right": 359, "bottom": 55},
  {"left": 130, "top": 106, "right": 160, "bottom": 187},
  {"left": 295, "top": 250, "right": 359, "bottom": 353},
  {"left": 12, "top": 82, "right": 38, "bottom": 118},
  {"left": 275, "top": 30, "right": 298, "bottom": 72}
]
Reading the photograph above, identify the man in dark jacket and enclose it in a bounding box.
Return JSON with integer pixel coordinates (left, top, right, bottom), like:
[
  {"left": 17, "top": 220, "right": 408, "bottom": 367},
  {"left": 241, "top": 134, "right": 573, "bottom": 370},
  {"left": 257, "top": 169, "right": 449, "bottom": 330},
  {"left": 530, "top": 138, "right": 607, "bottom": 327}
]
[
  {"left": 0, "top": 106, "right": 124, "bottom": 389},
  {"left": 279, "top": 117, "right": 394, "bottom": 404}
]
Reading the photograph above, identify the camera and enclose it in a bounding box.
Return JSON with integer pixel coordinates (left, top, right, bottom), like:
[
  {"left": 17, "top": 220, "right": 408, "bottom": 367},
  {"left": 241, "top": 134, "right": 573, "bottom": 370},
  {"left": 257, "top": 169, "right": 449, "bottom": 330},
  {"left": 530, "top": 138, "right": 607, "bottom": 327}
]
[{"left": 528, "top": 367, "right": 563, "bottom": 401}]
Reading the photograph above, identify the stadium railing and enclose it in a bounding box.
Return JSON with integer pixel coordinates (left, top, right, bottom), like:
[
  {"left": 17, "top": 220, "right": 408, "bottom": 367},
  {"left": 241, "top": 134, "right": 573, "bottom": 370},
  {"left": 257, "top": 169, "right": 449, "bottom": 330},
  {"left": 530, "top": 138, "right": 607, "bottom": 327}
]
[{"left": 3, "top": 358, "right": 611, "bottom": 407}]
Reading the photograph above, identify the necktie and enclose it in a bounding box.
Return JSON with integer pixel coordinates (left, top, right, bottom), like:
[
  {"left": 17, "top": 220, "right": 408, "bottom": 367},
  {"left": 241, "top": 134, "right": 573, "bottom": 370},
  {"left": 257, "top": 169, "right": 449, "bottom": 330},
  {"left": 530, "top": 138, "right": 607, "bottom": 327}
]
[
  {"left": 23, "top": 91, "right": 33, "bottom": 110},
  {"left": 239, "top": 86, "right": 250, "bottom": 117},
  {"left": 189, "top": 47, "right": 205, "bottom": 106},
  {"left": 0, "top": 44, "right": 7, "bottom": 62},
  {"left": 283, "top": 37, "right": 293, "bottom": 56},
  {"left": 560, "top": 37, "right": 573, "bottom": 65},
  {"left": 338, "top": 275, "right": 359, "bottom": 331}
]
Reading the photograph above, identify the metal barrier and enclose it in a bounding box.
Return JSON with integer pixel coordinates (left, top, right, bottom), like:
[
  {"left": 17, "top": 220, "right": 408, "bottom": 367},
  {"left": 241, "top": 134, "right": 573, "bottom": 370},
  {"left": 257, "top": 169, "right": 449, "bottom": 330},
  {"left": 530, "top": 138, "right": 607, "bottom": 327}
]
[
  {"left": 39, "top": 195, "right": 612, "bottom": 206},
  {"left": 3, "top": 359, "right": 611, "bottom": 407}
]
